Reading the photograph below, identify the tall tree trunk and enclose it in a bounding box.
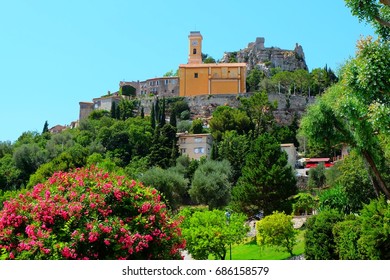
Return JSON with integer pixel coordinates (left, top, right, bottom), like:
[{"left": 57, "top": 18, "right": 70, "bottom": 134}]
[{"left": 362, "top": 150, "right": 390, "bottom": 199}]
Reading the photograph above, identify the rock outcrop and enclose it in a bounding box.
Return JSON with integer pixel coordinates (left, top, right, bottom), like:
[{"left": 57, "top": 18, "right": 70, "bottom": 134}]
[{"left": 221, "top": 37, "right": 308, "bottom": 74}]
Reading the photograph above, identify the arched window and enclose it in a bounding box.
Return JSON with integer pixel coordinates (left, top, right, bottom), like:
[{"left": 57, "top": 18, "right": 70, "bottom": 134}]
[{"left": 193, "top": 48, "right": 197, "bottom": 54}]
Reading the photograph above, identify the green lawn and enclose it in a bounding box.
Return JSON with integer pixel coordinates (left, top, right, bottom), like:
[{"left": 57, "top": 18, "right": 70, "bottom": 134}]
[{"left": 226, "top": 230, "right": 305, "bottom": 260}]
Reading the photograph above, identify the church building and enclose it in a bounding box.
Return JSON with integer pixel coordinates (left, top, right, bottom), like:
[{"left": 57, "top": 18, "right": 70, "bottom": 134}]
[{"left": 179, "top": 31, "right": 247, "bottom": 97}]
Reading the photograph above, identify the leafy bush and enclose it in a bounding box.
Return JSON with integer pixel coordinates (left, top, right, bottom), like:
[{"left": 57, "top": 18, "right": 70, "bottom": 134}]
[
  {"left": 332, "top": 216, "right": 363, "bottom": 260},
  {"left": 333, "top": 197, "right": 390, "bottom": 260},
  {"left": 356, "top": 196, "right": 390, "bottom": 259},
  {"left": 304, "top": 209, "right": 344, "bottom": 259},
  {"left": 318, "top": 184, "right": 349, "bottom": 213},
  {"left": 177, "top": 120, "right": 192, "bottom": 133},
  {"left": 0, "top": 166, "right": 185, "bottom": 259},
  {"left": 292, "top": 193, "right": 317, "bottom": 216}
]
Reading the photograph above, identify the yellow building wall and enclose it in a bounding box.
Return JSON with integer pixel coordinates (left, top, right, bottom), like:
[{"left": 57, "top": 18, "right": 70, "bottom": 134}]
[
  {"left": 179, "top": 67, "right": 209, "bottom": 96},
  {"left": 179, "top": 64, "right": 246, "bottom": 97},
  {"left": 211, "top": 80, "right": 238, "bottom": 94}
]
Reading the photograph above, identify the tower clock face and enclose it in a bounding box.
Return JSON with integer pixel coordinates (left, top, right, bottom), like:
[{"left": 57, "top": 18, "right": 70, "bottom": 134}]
[{"left": 191, "top": 40, "right": 198, "bottom": 46}]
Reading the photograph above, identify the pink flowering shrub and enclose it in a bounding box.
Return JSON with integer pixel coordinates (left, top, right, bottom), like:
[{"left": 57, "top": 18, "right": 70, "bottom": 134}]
[{"left": 0, "top": 166, "right": 185, "bottom": 260}]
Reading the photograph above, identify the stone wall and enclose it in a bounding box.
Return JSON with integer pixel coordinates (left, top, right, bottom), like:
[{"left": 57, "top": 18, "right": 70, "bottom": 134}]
[{"left": 139, "top": 92, "right": 315, "bottom": 125}]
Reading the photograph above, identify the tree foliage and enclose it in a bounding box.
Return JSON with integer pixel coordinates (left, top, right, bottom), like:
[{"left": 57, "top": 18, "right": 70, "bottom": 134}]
[
  {"left": 334, "top": 150, "right": 377, "bottom": 213},
  {"left": 300, "top": 37, "right": 390, "bottom": 199},
  {"left": 304, "top": 209, "right": 344, "bottom": 260},
  {"left": 232, "top": 133, "right": 297, "bottom": 216},
  {"left": 190, "top": 119, "right": 203, "bottom": 134},
  {"left": 42, "top": 121, "right": 49, "bottom": 135},
  {"left": 215, "top": 131, "right": 250, "bottom": 185},
  {"left": 209, "top": 106, "right": 251, "bottom": 141},
  {"left": 189, "top": 160, "right": 232, "bottom": 210},
  {"left": 345, "top": 0, "right": 390, "bottom": 40},
  {"left": 120, "top": 85, "right": 136, "bottom": 97},
  {"left": 148, "top": 124, "right": 178, "bottom": 169},
  {"left": 331, "top": 197, "right": 390, "bottom": 260},
  {"left": 292, "top": 193, "right": 317, "bottom": 216},
  {"left": 240, "top": 91, "right": 277, "bottom": 138},
  {"left": 307, "top": 163, "right": 326, "bottom": 189},
  {"left": 13, "top": 143, "right": 47, "bottom": 181},
  {"left": 256, "top": 211, "right": 298, "bottom": 256},
  {"left": 140, "top": 167, "right": 188, "bottom": 210},
  {"left": 332, "top": 215, "right": 363, "bottom": 259},
  {"left": 318, "top": 184, "right": 349, "bottom": 214},
  {"left": 246, "top": 68, "right": 264, "bottom": 92},
  {"left": 180, "top": 209, "right": 249, "bottom": 260}
]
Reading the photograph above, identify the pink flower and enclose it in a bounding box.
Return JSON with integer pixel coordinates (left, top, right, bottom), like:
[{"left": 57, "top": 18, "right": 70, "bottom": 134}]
[
  {"left": 140, "top": 203, "right": 151, "bottom": 213},
  {"left": 113, "top": 189, "right": 122, "bottom": 200},
  {"left": 25, "top": 225, "right": 35, "bottom": 238},
  {"left": 61, "top": 247, "right": 76, "bottom": 259},
  {"left": 88, "top": 232, "right": 99, "bottom": 243},
  {"left": 42, "top": 248, "right": 50, "bottom": 255},
  {"left": 153, "top": 205, "right": 162, "bottom": 213}
]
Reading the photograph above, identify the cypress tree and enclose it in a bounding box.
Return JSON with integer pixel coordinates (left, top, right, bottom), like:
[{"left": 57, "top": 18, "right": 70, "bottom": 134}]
[
  {"left": 210, "top": 142, "right": 219, "bottom": 160},
  {"left": 160, "top": 97, "right": 166, "bottom": 126},
  {"left": 111, "top": 102, "right": 116, "bottom": 119},
  {"left": 42, "top": 121, "right": 49, "bottom": 134},
  {"left": 155, "top": 98, "right": 160, "bottom": 126},
  {"left": 141, "top": 106, "right": 145, "bottom": 119},
  {"left": 115, "top": 104, "right": 121, "bottom": 120},
  {"left": 170, "top": 110, "right": 177, "bottom": 127},
  {"left": 151, "top": 103, "right": 156, "bottom": 129}
]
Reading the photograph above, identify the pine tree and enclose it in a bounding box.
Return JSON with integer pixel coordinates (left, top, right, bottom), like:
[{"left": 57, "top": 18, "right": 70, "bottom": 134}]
[{"left": 231, "top": 133, "right": 297, "bottom": 216}]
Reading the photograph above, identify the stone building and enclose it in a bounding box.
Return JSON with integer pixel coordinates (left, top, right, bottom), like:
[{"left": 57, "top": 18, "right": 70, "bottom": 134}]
[
  {"left": 177, "top": 133, "right": 213, "bottom": 160},
  {"left": 119, "top": 76, "right": 179, "bottom": 97},
  {"left": 79, "top": 94, "right": 123, "bottom": 120},
  {"left": 179, "top": 31, "right": 247, "bottom": 97}
]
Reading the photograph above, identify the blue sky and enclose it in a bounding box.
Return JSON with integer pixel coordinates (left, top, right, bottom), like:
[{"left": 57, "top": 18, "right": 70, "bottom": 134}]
[{"left": 0, "top": 0, "right": 375, "bottom": 142}]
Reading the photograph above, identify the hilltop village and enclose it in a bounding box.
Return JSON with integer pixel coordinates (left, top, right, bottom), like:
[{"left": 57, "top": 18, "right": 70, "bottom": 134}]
[
  {"left": 79, "top": 31, "right": 309, "bottom": 121},
  {"left": 74, "top": 31, "right": 315, "bottom": 163}
]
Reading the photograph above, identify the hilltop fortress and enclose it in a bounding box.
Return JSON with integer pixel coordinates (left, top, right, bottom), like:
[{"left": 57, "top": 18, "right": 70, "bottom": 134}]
[
  {"left": 221, "top": 37, "right": 307, "bottom": 73},
  {"left": 79, "top": 32, "right": 310, "bottom": 122}
]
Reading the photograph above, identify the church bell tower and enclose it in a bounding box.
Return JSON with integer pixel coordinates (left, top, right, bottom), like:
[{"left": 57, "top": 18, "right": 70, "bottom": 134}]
[{"left": 188, "top": 31, "right": 203, "bottom": 64}]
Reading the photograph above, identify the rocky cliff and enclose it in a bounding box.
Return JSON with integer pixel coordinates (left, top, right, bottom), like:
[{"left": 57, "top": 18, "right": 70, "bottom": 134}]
[{"left": 221, "top": 37, "right": 308, "bottom": 75}]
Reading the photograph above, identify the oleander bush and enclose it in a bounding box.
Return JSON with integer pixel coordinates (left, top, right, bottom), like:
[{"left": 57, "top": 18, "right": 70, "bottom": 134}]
[{"left": 0, "top": 166, "right": 185, "bottom": 260}]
